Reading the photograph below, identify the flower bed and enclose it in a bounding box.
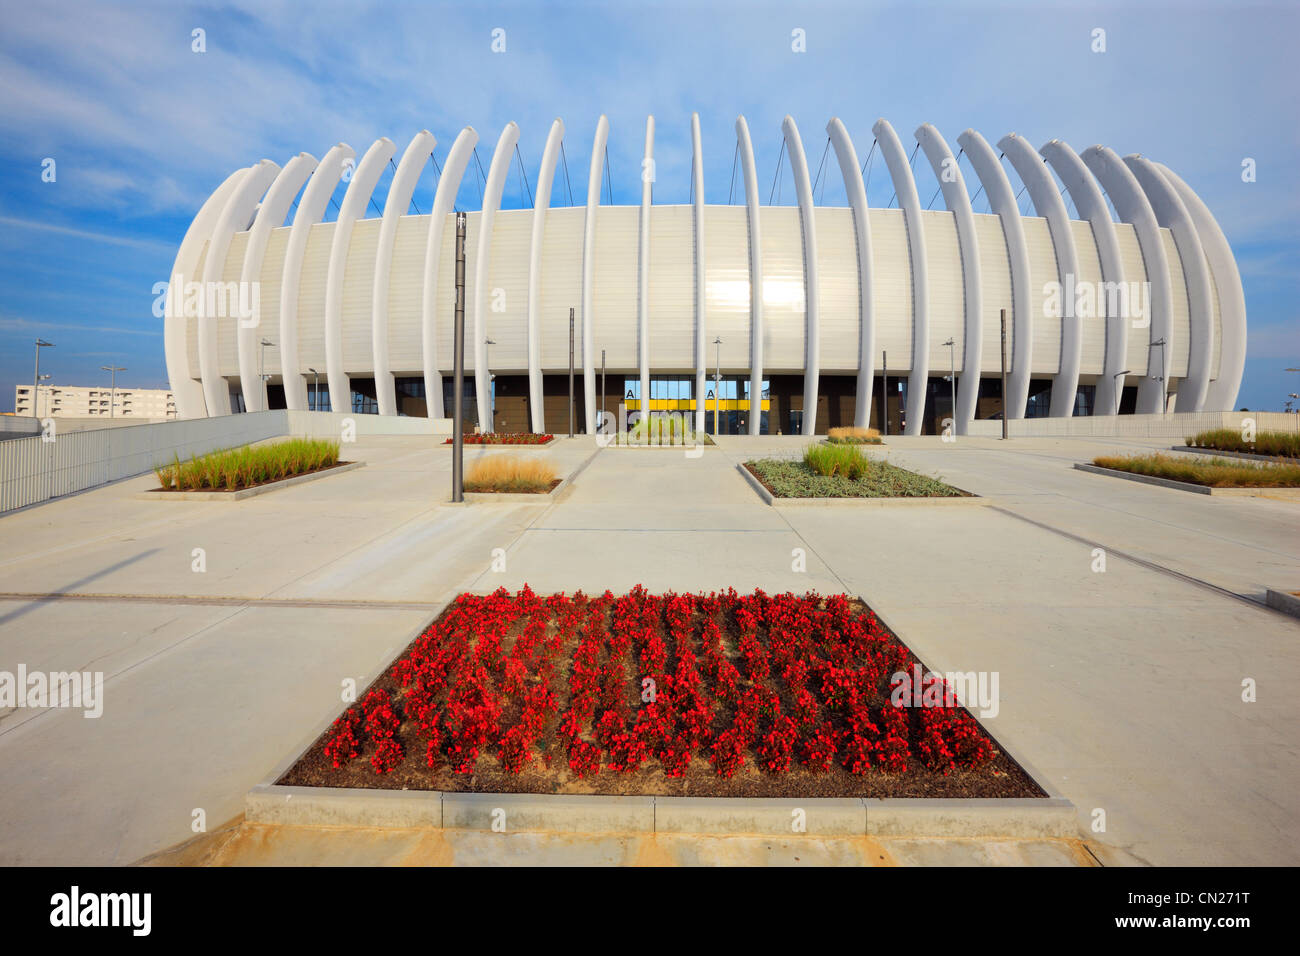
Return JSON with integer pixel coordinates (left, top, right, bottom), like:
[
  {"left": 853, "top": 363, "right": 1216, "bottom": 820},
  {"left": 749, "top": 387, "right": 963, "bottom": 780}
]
[
  {"left": 745, "top": 457, "right": 968, "bottom": 498},
  {"left": 1185, "top": 428, "right": 1299, "bottom": 459},
  {"left": 1093, "top": 452, "right": 1300, "bottom": 488},
  {"left": 826, "top": 425, "right": 883, "bottom": 445},
  {"left": 444, "top": 433, "right": 554, "bottom": 445},
  {"left": 280, "top": 588, "right": 1040, "bottom": 798},
  {"left": 153, "top": 438, "right": 342, "bottom": 492},
  {"left": 463, "top": 456, "right": 560, "bottom": 494}
]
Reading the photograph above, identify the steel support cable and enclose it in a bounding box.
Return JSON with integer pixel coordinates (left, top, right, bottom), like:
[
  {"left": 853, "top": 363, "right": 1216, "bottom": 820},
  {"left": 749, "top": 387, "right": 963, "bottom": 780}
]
[
  {"left": 886, "top": 142, "right": 921, "bottom": 209},
  {"left": 862, "top": 138, "right": 878, "bottom": 198},
  {"left": 559, "top": 141, "right": 575, "bottom": 205},
  {"left": 768, "top": 137, "right": 786, "bottom": 206},
  {"left": 513, "top": 143, "right": 534, "bottom": 207},
  {"left": 728, "top": 141, "right": 739, "bottom": 205},
  {"left": 811, "top": 136, "right": 831, "bottom": 204},
  {"left": 604, "top": 144, "right": 613, "bottom": 207}
]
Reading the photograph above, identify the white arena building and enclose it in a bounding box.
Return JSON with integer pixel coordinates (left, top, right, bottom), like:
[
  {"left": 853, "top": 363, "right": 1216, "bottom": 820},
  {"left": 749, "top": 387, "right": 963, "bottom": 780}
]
[{"left": 163, "top": 114, "right": 1246, "bottom": 436}]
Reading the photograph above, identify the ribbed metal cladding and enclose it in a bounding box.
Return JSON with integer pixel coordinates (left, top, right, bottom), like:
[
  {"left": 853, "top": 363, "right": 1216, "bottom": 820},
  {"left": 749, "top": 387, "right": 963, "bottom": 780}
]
[{"left": 170, "top": 116, "right": 1240, "bottom": 424}]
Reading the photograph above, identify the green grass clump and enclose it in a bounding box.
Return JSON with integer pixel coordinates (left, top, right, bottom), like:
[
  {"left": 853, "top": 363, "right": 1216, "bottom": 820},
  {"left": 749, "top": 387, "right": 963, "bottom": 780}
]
[
  {"left": 617, "top": 413, "right": 712, "bottom": 446},
  {"left": 1184, "top": 428, "right": 1299, "bottom": 459},
  {"left": 1094, "top": 452, "right": 1300, "bottom": 488},
  {"left": 748, "top": 452, "right": 965, "bottom": 498},
  {"left": 155, "top": 438, "right": 341, "bottom": 491},
  {"left": 804, "top": 442, "right": 870, "bottom": 479}
]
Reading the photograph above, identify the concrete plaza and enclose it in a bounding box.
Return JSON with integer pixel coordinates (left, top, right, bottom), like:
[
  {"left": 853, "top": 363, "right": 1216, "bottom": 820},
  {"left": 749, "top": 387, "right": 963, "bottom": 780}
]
[{"left": 0, "top": 430, "right": 1296, "bottom": 865}]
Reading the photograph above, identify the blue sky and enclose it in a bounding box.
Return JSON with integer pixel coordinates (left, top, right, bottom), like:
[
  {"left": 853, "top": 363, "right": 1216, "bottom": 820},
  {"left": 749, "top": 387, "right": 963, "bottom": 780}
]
[{"left": 1, "top": 0, "right": 1296, "bottom": 411}]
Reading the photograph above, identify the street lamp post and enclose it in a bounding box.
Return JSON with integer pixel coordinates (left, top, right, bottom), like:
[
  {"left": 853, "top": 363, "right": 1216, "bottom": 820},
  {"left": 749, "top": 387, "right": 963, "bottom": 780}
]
[
  {"left": 259, "top": 338, "right": 275, "bottom": 412},
  {"left": 485, "top": 337, "right": 496, "bottom": 433},
  {"left": 308, "top": 368, "right": 319, "bottom": 410},
  {"left": 1113, "top": 370, "right": 1131, "bottom": 417},
  {"left": 33, "top": 339, "right": 53, "bottom": 418},
  {"left": 100, "top": 365, "right": 126, "bottom": 418},
  {"left": 942, "top": 338, "right": 955, "bottom": 435},
  {"left": 1150, "top": 337, "right": 1167, "bottom": 412},
  {"left": 713, "top": 336, "right": 722, "bottom": 436}
]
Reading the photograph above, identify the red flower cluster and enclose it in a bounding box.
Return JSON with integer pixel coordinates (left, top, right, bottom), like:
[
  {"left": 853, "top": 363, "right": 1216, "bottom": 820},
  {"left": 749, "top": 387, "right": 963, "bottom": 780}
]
[
  {"left": 320, "top": 587, "right": 998, "bottom": 781},
  {"left": 443, "top": 433, "right": 554, "bottom": 445}
]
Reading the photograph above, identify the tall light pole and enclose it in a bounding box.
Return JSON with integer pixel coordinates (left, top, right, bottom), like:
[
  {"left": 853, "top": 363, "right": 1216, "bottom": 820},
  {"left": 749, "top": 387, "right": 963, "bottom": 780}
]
[
  {"left": 100, "top": 365, "right": 126, "bottom": 418},
  {"left": 259, "top": 338, "right": 275, "bottom": 412},
  {"left": 1113, "top": 370, "right": 1131, "bottom": 417},
  {"left": 882, "top": 350, "right": 889, "bottom": 437},
  {"left": 942, "top": 338, "right": 955, "bottom": 435},
  {"left": 452, "top": 211, "right": 466, "bottom": 502},
  {"left": 601, "top": 347, "right": 606, "bottom": 435},
  {"left": 33, "top": 339, "right": 53, "bottom": 418},
  {"left": 999, "top": 310, "right": 1008, "bottom": 440},
  {"left": 713, "top": 336, "right": 722, "bottom": 435},
  {"left": 485, "top": 337, "right": 496, "bottom": 433},
  {"left": 308, "top": 367, "right": 319, "bottom": 410},
  {"left": 1150, "top": 337, "right": 1167, "bottom": 413},
  {"left": 567, "top": 310, "right": 575, "bottom": 438}
]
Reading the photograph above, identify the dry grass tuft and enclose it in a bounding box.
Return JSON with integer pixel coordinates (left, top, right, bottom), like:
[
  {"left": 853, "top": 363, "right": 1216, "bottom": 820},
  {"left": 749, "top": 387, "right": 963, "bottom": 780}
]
[
  {"left": 464, "top": 456, "right": 558, "bottom": 493},
  {"left": 1093, "top": 452, "right": 1300, "bottom": 488},
  {"left": 827, "top": 425, "right": 882, "bottom": 444}
]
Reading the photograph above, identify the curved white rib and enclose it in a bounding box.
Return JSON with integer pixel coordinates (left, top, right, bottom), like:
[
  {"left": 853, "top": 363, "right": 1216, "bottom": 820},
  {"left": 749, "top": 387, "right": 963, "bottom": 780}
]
[
  {"left": 473, "top": 122, "right": 520, "bottom": 433},
  {"left": 782, "top": 116, "right": 820, "bottom": 436},
  {"left": 279, "top": 143, "right": 354, "bottom": 411},
  {"left": 200, "top": 159, "right": 280, "bottom": 416},
  {"left": 1081, "top": 146, "right": 1171, "bottom": 414},
  {"left": 325, "top": 137, "right": 395, "bottom": 414},
  {"left": 237, "top": 152, "right": 317, "bottom": 413},
  {"left": 638, "top": 116, "right": 654, "bottom": 420},
  {"left": 691, "top": 113, "right": 707, "bottom": 434},
  {"left": 1000, "top": 132, "right": 1082, "bottom": 418},
  {"left": 164, "top": 169, "right": 246, "bottom": 418},
  {"left": 1041, "top": 139, "right": 1128, "bottom": 416},
  {"left": 1126, "top": 155, "right": 1214, "bottom": 412},
  {"left": 736, "top": 115, "right": 763, "bottom": 436},
  {"left": 1154, "top": 162, "right": 1246, "bottom": 411},
  {"left": 420, "top": 127, "right": 477, "bottom": 419},
  {"left": 580, "top": 115, "right": 609, "bottom": 434},
  {"left": 373, "top": 130, "right": 437, "bottom": 416},
  {"left": 827, "top": 118, "right": 875, "bottom": 431},
  {"left": 527, "top": 118, "right": 565, "bottom": 432},
  {"left": 873, "top": 120, "right": 928, "bottom": 436},
  {"left": 959, "top": 130, "right": 1032, "bottom": 419},
  {"left": 916, "top": 123, "right": 981, "bottom": 434}
]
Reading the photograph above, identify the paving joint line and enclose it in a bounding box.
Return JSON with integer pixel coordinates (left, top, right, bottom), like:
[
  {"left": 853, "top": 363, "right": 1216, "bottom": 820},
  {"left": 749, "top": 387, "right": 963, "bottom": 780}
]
[
  {"left": 0, "top": 592, "right": 442, "bottom": 611},
  {"left": 988, "top": 506, "right": 1292, "bottom": 617}
]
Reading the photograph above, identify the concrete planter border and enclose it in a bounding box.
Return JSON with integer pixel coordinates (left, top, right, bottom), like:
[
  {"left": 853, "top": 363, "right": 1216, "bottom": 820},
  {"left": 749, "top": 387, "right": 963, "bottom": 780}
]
[
  {"left": 1264, "top": 588, "right": 1300, "bottom": 619},
  {"left": 457, "top": 476, "right": 568, "bottom": 504},
  {"left": 737, "top": 462, "right": 985, "bottom": 508},
  {"left": 245, "top": 785, "right": 1075, "bottom": 838},
  {"left": 1074, "top": 462, "right": 1300, "bottom": 498},
  {"left": 133, "top": 461, "right": 365, "bottom": 501},
  {"left": 1170, "top": 445, "right": 1299, "bottom": 464}
]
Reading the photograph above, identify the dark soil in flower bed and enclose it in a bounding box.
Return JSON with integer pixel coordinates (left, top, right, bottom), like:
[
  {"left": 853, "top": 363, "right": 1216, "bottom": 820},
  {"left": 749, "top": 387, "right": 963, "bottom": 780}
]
[
  {"left": 744, "top": 460, "right": 970, "bottom": 499},
  {"left": 445, "top": 434, "right": 555, "bottom": 445},
  {"left": 280, "top": 588, "right": 1043, "bottom": 799},
  {"left": 467, "top": 478, "right": 562, "bottom": 494}
]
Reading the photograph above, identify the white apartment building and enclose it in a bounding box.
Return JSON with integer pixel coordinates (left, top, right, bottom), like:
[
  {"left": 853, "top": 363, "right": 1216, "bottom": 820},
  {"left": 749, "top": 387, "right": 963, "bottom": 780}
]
[{"left": 13, "top": 383, "right": 177, "bottom": 419}]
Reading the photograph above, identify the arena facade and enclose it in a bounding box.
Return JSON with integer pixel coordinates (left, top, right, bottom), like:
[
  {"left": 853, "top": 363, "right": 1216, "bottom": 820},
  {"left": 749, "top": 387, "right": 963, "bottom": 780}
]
[{"left": 162, "top": 113, "right": 1246, "bottom": 436}]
